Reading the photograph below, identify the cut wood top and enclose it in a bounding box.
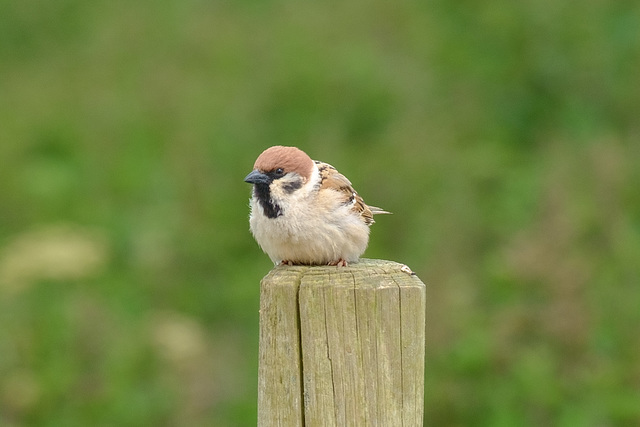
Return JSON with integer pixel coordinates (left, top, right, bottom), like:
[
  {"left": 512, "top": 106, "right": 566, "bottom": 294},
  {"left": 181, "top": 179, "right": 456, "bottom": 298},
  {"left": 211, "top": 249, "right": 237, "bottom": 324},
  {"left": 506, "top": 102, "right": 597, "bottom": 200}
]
[{"left": 261, "top": 258, "right": 423, "bottom": 290}]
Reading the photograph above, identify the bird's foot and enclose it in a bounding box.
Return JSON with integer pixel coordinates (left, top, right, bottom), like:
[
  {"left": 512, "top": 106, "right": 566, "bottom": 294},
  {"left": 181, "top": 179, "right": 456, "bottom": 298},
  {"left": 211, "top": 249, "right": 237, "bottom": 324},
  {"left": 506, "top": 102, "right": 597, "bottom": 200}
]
[
  {"left": 278, "top": 260, "right": 294, "bottom": 266},
  {"left": 328, "top": 259, "right": 348, "bottom": 267}
]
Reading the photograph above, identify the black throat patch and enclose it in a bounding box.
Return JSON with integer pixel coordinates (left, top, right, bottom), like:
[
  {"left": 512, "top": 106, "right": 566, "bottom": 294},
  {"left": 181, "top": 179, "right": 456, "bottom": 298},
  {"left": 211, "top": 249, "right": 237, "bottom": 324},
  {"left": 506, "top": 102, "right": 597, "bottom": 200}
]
[{"left": 253, "top": 183, "right": 282, "bottom": 219}]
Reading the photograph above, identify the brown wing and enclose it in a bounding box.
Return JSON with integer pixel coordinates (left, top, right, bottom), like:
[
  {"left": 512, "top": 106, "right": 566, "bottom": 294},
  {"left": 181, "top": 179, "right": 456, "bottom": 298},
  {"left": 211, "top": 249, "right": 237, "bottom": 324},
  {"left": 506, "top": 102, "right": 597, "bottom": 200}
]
[{"left": 315, "top": 161, "right": 388, "bottom": 226}]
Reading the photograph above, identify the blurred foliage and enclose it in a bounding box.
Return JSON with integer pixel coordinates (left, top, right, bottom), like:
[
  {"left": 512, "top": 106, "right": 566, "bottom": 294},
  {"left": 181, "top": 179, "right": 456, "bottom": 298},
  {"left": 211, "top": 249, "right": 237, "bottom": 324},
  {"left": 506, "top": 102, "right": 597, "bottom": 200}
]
[{"left": 1, "top": 0, "right": 639, "bottom": 425}]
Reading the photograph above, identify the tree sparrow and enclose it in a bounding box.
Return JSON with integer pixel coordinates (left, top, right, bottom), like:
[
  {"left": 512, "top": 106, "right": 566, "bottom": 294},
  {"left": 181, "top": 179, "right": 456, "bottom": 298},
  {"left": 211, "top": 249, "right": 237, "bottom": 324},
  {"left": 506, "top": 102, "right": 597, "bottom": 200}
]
[{"left": 244, "top": 146, "right": 389, "bottom": 267}]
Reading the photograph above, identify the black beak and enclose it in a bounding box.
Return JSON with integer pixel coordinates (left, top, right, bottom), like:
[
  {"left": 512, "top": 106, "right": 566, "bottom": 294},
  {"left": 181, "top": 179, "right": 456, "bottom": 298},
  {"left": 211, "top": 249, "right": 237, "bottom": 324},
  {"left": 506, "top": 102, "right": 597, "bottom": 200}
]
[{"left": 244, "top": 170, "right": 271, "bottom": 185}]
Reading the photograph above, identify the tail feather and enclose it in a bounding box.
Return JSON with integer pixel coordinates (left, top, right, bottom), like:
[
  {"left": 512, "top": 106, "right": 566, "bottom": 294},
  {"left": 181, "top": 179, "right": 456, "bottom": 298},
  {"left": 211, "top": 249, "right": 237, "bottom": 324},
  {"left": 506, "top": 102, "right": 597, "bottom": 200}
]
[{"left": 370, "top": 206, "right": 391, "bottom": 215}]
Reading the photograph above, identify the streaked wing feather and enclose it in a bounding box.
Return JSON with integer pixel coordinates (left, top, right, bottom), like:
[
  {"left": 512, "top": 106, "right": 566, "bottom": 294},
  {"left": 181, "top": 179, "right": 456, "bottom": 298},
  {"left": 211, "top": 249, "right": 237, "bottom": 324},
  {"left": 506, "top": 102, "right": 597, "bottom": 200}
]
[{"left": 315, "top": 161, "right": 388, "bottom": 226}]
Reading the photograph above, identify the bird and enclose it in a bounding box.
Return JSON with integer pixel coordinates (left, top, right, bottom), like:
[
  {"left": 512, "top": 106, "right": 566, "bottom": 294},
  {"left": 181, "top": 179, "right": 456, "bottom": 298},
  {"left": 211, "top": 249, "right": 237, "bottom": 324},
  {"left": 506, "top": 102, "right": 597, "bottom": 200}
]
[{"left": 244, "top": 145, "right": 389, "bottom": 267}]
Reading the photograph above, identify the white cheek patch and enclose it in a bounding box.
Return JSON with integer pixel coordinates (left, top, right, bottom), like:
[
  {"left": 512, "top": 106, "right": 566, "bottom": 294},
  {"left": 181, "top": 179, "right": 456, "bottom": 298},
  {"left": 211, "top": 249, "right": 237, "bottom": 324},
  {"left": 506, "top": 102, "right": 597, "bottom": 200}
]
[{"left": 269, "top": 173, "right": 308, "bottom": 211}]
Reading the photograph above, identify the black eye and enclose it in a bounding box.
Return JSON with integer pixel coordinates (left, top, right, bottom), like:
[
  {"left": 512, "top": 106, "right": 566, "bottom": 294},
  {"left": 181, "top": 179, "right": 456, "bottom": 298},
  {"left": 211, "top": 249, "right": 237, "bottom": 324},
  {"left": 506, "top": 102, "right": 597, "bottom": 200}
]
[{"left": 274, "top": 168, "right": 284, "bottom": 176}]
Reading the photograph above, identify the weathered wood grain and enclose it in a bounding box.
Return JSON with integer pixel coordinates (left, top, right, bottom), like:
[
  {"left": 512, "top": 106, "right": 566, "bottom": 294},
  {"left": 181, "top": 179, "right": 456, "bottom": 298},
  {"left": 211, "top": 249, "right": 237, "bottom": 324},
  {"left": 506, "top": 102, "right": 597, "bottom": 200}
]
[
  {"left": 258, "top": 259, "right": 426, "bottom": 427},
  {"left": 257, "top": 267, "right": 305, "bottom": 427}
]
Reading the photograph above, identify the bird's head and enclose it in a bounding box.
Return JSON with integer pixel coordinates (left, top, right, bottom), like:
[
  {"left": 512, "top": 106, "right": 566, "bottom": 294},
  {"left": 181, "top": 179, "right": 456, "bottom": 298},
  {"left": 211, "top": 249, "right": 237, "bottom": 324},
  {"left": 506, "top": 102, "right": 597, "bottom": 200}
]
[{"left": 244, "top": 146, "right": 315, "bottom": 218}]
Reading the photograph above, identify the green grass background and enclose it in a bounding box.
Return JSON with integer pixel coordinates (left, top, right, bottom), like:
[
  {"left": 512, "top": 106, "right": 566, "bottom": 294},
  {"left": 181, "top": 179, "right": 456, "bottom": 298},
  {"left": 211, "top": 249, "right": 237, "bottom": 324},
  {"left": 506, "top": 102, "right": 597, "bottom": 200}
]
[{"left": 1, "top": 0, "right": 639, "bottom": 425}]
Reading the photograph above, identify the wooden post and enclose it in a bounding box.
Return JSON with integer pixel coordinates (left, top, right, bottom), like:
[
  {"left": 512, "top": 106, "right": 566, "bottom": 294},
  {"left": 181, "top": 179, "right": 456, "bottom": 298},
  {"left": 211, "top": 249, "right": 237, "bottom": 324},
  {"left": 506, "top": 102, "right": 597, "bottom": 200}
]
[{"left": 258, "top": 259, "right": 426, "bottom": 427}]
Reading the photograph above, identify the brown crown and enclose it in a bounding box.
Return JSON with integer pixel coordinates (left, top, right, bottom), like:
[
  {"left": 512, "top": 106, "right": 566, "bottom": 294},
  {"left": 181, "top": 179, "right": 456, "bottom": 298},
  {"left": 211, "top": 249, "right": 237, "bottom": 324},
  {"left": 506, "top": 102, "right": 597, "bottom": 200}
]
[{"left": 253, "top": 146, "right": 314, "bottom": 180}]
